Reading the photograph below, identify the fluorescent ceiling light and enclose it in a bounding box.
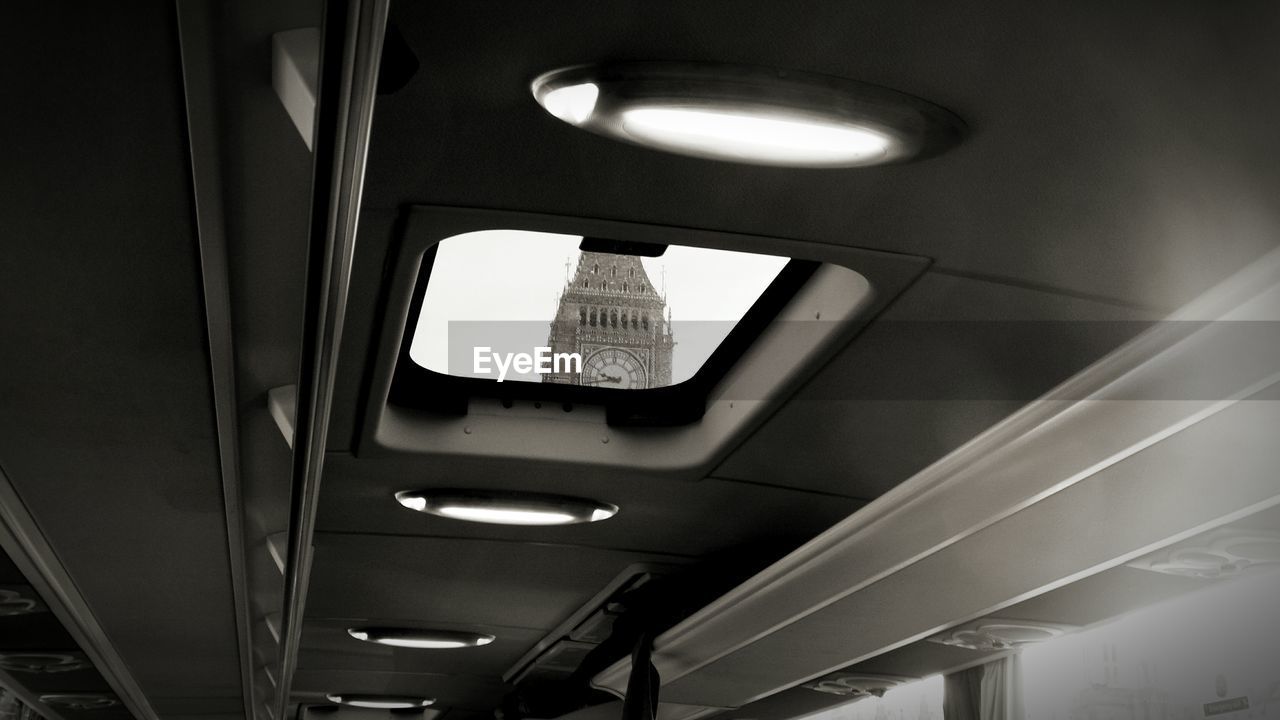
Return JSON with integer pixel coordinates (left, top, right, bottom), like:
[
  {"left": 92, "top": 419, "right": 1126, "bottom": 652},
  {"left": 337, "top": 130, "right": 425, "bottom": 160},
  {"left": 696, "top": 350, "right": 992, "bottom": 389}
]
[
  {"left": 395, "top": 490, "right": 618, "bottom": 526},
  {"left": 619, "top": 106, "right": 892, "bottom": 166},
  {"left": 326, "top": 695, "right": 435, "bottom": 709},
  {"left": 437, "top": 505, "right": 576, "bottom": 525},
  {"left": 541, "top": 82, "right": 598, "bottom": 124},
  {"left": 347, "top": 627, "right": 495, "bottom": 649},
  {"left": 532, "top": 62, "right": 963, "bottom": 167}
]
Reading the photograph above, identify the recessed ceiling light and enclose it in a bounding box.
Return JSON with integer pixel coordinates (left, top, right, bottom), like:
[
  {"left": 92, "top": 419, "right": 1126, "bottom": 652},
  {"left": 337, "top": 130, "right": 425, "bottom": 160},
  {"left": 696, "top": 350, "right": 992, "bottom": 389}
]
[
  {"left": 347, "top": 627, "right": 496, "bottom": 649},
  {"left": 540, "top": 82, "right": 599, "bottom": 125},
  {"left": 326, "top": 695, "right": 436, "bottom": 709},
  {"left": 531, "top": 62, "right": 963, "bottom": 168},
  {"left": 394, "top": 490, "right": 618, "bottom": 526}
]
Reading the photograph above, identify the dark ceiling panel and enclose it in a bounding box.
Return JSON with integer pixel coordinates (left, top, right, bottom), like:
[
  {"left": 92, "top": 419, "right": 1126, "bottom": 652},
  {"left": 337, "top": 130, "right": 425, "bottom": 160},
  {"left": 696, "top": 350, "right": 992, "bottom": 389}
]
[
  {"left": 0, "top": 0, "right": 242, "bottom": 712},
  {"left": 0, "top": 553, "right": 23, "bottom": 584},
  {"left": 437, "top": 711, "right": 499, "bottom": 720},
  {"left": 305, "top": 534, "right": 672, "bottom": 631},
  {"left": 0, "top": 613, "right": 77, "bottom": 651},
  {"left": 149, "top": 699, "right": 247, "bottom": 716}
]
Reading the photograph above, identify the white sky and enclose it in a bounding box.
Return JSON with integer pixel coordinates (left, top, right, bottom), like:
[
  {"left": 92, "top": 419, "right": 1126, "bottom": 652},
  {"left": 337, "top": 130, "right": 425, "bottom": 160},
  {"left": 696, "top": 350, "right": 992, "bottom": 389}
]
[{"left": 409, "top": 229, "right": 788, "bottom": 384}]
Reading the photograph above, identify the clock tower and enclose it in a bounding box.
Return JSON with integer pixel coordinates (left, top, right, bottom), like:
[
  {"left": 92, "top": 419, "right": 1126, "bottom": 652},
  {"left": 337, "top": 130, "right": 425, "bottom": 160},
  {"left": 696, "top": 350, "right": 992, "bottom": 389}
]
[{"left": 544, "top": 251, "right": 674, "bottom": 389}]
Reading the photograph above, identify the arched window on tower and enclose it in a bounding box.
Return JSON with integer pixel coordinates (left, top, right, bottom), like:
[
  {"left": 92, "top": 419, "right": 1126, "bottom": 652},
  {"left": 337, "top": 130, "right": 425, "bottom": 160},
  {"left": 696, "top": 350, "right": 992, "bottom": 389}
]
[
  {"left": 630, "top": 314, "right": 638, "bottom": 330},
  {"left": 610, "top": 267, "right": 616, "bottom": 277},
  {"left": 593, "top": 263, "right": 599, "bottom": 273},
  {"left": 579, "top": 307, "right": 587, "bottom": 325},
  {"left": 629, "top": 268, "right": 635, "bottom": 278},
  {"left": 610, "top": 310, "right": 618, "bottom": 328},
  {"left": 642, "top": 314, "right": 649, "bottom": 331},
  {"left": 623, "top": 282, "right": 628, "bottom": 292},
  {"left": 589, "top": 308, "right": 597, "bottom": 326},
  {"left": 601, "top": 282, "right": 607, "bottom": 291}
]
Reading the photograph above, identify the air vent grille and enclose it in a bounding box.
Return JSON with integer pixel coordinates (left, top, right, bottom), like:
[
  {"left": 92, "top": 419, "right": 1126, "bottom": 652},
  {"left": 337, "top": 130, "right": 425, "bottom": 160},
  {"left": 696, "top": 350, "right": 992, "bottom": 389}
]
[
  {"left": 1127, "top": 528, "right": 1280, "bottom": 579},
  {"left": 802, "top": 672, "right": 914, "bottom": 698},
  {"left": 927, "top": 618, "right": 1076, "bottom": 651}
]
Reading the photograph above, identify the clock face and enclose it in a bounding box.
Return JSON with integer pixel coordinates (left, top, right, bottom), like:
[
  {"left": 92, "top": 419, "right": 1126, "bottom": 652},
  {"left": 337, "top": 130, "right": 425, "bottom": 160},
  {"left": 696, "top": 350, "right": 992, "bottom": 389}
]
[{"left": 580, "top": 347, "right": 647, "bottom": 390}]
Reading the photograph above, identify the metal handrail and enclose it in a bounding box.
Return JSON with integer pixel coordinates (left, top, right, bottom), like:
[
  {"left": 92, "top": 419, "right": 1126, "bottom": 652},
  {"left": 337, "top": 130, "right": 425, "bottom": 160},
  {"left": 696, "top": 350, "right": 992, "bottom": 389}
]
[{"left": 272, "top": 1, "right": 389, "bottom": 719}]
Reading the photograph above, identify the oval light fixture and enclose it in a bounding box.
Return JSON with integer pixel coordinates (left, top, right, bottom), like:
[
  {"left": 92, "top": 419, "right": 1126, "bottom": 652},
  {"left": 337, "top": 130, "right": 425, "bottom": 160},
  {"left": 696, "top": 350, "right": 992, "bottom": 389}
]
[
  {"left": 531, "top": 62, "right": 964, "bottom": 168},
  {"left": 326, "top": 694, "right": 436, "bottom": 710},
  {"left": 347, "top": 627, "right": 495, "bottom": 649},
  {"left": 0, "top": 652, "right": 93, "bottom": 674},
  {"left": 38, "top": 695, "right": 120, "bottom": 711},
  {"left": 394, "top": 490, "right": 618, "bottom": 526}
]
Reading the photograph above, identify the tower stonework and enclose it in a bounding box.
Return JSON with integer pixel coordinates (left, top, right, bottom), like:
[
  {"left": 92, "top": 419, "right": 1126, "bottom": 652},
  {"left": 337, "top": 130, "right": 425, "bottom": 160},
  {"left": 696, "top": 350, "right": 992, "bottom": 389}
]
[{"left": 544, "top": 251, "right": 674, "bottom": 389}]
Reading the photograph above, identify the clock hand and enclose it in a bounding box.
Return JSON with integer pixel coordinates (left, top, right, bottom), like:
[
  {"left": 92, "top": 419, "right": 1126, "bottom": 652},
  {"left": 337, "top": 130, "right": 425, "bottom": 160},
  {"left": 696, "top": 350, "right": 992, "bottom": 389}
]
[{"left": 579, "top": 374, "right": 624, "bottom": 385}]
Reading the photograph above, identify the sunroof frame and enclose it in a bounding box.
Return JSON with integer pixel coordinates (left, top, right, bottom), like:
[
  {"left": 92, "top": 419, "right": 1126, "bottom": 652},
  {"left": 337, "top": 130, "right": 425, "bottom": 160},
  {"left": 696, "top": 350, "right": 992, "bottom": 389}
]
[
  {"left": 388, "top": 234, "right": 819, "bottom": 426},
  {"left": 357, "top": 205, "right": 929, "bottom": 473}
]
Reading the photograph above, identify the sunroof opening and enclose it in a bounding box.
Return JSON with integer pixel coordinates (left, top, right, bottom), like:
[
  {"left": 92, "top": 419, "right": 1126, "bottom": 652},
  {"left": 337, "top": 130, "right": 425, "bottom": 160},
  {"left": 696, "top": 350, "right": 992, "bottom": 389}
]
[{"left": 408, "top": 229, "right": 793, "bottom": 390}]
